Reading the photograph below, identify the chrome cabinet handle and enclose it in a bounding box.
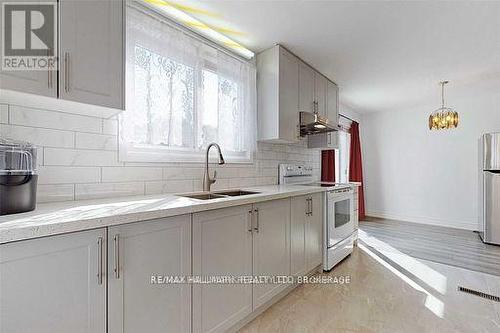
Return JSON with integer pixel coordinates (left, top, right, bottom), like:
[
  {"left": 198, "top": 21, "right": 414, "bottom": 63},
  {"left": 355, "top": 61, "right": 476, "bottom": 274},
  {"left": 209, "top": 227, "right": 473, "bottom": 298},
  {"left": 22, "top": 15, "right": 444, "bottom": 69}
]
[
  {"left": 46, "top": 49, "right": 51, "bottom": 88},
  {"left": 305, "top": 198, "right": 310, "bottom": 216},
  {"left": 328, "top": 133, "right": 332, "bottom": 145},
  {"left": 113, "top": 234, "right": 120, "bottom": 279},
  {"left": 248, "top": 210, "right": 253, "bottom": 232},
  {"left": 307, "top": 198, "right": 313, "bottom": 216},
  {"left": 310, "top": 197, "right": 313, "bottom": 216},
  {"left": 253, "top": 208, "right": 259, "bottom": 233},
  {"left": 64, "top": 52, "right": 70, "bottom": 92},
  {"left": 97, "top": 237, "right": 103, "bottom": 285}
]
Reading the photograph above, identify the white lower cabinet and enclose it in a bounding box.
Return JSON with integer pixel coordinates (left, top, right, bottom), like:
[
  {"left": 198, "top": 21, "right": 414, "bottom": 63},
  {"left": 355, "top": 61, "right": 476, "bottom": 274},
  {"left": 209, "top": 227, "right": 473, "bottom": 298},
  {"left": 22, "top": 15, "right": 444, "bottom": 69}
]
[
  {"left": 291, "top": 194, "right": 323, "bottom": 276},
  {"left": 108, "top": 215, "right": 192, "bottom": 333},
  {"left": 0, "top": 228, "right": 107, "bottom": 333},
  {"left": 291, "top": 195, "right": 308, "bottom": 276},
  {"left": 0, "top": 216, "right": 191, "bottom": 333},
  {"left": 193, "top": 205, "right": 254, "bottom": 333},
  {"left": 252, "top": 199, "right": 291, "bottom": 308},
  {"left": 193, "top": 198, "right": 291, "bottom": 333},
  {"left": 353, "top": 186, "right": 360, "bottom": 232},
  {"left": 0, "top": 195, "right": 320, "bottom": 333},
  {"left": 306, "top": 193, "right": 323, "bottom": 271}
]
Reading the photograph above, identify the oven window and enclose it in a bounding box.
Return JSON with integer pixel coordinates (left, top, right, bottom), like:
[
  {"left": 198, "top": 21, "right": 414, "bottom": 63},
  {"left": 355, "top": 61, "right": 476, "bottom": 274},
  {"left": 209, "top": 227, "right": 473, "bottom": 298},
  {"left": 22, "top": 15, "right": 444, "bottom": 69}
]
[{"left": 335, "top": 199, "right": 351, "bottom": 227}]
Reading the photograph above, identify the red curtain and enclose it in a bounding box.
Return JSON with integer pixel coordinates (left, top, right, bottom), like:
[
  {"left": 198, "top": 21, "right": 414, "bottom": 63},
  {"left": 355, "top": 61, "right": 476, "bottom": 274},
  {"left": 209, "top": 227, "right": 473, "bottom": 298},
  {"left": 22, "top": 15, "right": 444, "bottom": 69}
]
[
  {"left": 321, "top": 150, "right": 335, "bottom": 182},
  {"left": 349, "top": 122, "right": 365, "bottom": 220}
]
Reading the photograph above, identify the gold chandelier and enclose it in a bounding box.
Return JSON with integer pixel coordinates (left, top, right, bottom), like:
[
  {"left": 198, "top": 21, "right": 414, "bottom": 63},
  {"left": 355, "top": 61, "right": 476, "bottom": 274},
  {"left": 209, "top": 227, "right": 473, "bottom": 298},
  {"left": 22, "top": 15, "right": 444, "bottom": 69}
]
[{"left": 429, "top": 80, "right": 459, "bottom": 130}]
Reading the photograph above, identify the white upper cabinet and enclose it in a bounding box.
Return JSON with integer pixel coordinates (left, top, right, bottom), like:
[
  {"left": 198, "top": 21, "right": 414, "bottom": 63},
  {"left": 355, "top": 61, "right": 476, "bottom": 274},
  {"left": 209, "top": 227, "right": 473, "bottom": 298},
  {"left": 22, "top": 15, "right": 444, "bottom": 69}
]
[
  {"left": 257, "top": 45, "right": 300, "bottom": 143},
  {"left": 0, "top": 69, "right": 57, "bottom": 98},
  {"left": 108, "top": 215, "right": 191, "bottom": 333},
  {"left": 278, "top": 46, "right": 301, "bottom": 142},
  {"left": 314, "top": 72, "right": 327, "bottom": 116},
  {"left": 298, "top": 62, "right": 315, "bottom": 113},
  {"left": 59, "top": 0, "right": 124, "bottom": 109},
  {"left": 0, "top": 0, "right": 57, "bottom": 97},
  {"left": 0, "top": 228, "right": 107, "bottom": 333},
  {"left": 0, "top": 0, "right": 124, "bottom": 115},
  {"left": 257, "top": 44, "right": 339, "bottom": 144},
  {"left": 308, "top": 80, "right": 340, "bottom": 149},
  {"left": 327, "top": 80, "right": 339, "bottom": 124}
]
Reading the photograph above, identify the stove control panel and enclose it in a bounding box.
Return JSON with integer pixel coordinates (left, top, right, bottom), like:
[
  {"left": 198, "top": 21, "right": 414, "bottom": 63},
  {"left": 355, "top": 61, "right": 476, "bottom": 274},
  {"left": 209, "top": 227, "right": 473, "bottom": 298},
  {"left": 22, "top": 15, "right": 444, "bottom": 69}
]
[{"left": 279, "top": 164, "right": 314, "bottom": 185}]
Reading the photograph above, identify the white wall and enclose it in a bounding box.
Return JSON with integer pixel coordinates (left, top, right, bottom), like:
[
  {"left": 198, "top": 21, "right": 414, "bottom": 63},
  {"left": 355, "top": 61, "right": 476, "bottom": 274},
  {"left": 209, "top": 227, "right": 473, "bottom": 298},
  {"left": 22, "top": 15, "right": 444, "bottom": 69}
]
[
  {"left": 361, "top": 78, "right": 500, "bottom": 230},
  {"left": 339, "top": 104, "right": 362, "bottom": 123},
  {"left": 0, "top": 103, "right": 320, "bottom": 203}
]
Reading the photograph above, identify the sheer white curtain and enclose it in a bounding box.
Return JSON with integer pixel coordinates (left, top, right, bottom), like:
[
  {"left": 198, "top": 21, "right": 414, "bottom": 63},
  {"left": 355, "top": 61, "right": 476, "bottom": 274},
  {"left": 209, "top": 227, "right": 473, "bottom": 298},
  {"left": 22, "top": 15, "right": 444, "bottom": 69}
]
[{"left": 120, "top": 6, "right": 257, "bottom": 163}]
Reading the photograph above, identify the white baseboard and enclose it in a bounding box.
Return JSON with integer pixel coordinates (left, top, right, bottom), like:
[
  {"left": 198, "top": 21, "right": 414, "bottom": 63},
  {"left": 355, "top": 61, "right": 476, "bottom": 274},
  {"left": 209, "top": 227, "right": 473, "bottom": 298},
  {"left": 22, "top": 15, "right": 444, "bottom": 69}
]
[{"left": 365, "top": 210, "right": 478, "bottom": 231}]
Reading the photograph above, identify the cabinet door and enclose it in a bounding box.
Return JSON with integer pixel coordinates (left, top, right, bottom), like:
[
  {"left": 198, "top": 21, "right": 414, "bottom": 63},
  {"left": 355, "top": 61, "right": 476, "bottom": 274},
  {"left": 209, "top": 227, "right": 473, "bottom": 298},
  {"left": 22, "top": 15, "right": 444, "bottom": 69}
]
[
  {"left": 306, "top": 193, "right": 323, "bottom": 271},
  {"left": 290, "top": 195, "right": 308, "bottom": 276},
  {"left": 193, "top": 205, "right": 253, "bottom": 333},
  {"left": 253, "top": 199, "right": 291, "bottom": 308},
  {"left": 278, "top": 47, "right": 300, "bottom": 142},
  {"left": 307, "top": 131, "right": 338, "bottom": 149},
  {"left": 298, "top": 62, "right": 315, "bottom": 113},
  {"left": 0, "top": 229, "right": 106, "bottom": 333},
  {"left": 59, "top": 0, "right": 124, "bottom": 109},
  {"left": 327, "top": 80, "right": 339, "bottom": 124},
  {"left": 108, "top": 215, "right": 191, "bottom": 333},
  {"left": 306, "top": 79, "right": 339, "bottom": 149},
  {"left": 314, "top": 72, "right": 327, "bottom": 116},
  {"left": 325, "top": 80, "right": 340, "bottom": 149},
  {"left": 0, "top": 0, "right": 57, "bottom": 97}
]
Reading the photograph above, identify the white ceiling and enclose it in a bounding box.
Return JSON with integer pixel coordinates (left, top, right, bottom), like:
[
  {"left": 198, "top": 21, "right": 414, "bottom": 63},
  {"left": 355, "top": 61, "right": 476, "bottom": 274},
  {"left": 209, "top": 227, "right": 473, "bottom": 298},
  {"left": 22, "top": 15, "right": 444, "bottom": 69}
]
[{"left": 180, "top": 1, "right": 500, "bottom": 113}]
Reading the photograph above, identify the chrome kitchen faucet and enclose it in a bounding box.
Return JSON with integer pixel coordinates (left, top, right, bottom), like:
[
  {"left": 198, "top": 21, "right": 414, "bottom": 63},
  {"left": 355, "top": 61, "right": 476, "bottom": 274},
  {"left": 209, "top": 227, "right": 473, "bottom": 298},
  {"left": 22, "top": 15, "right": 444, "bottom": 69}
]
[{"left": 203, "top": 143, "right": 225, "bottom": 192}]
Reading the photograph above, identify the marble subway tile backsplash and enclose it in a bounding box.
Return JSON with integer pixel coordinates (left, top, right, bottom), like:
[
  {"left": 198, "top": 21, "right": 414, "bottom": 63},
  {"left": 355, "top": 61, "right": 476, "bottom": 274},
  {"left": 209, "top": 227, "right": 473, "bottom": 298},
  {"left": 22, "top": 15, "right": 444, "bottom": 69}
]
[
  {"left": 0, "top": 124, "right": 75, "bottom": 148},
  {"left": 0, "top": 103, "right": 321, "bottom": 203},
  {"left": 9, "top": 105, "right": 102, "bottom": 133},
  {"left": 44, "top": 148, "right": 120, "bottom": 166},
  {"left": 37, "top": 166, "right": 101, "bottom": 184},
  {"left": 0, "top": 105, "right": 8, "bottom": 123},
  {"left": 75, "top": 132, "right": 117, "bottom": 151},
  {"left": 75, "top": 182, "right": 145, "bottom": 200}
]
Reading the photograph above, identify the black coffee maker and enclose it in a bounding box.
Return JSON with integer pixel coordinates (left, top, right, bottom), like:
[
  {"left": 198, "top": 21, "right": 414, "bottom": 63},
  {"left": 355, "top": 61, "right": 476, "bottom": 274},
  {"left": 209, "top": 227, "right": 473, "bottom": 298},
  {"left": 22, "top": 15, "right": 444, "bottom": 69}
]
[{"left": 0, "top": 138, "right": 38, "bottom": 215}]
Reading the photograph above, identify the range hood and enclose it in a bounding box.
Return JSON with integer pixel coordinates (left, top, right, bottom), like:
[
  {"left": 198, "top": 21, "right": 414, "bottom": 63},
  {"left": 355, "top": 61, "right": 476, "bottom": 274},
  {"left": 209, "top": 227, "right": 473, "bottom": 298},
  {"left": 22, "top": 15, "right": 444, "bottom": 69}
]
[{"left": 299, "top": 111, "right": 339, "bottom": 136}]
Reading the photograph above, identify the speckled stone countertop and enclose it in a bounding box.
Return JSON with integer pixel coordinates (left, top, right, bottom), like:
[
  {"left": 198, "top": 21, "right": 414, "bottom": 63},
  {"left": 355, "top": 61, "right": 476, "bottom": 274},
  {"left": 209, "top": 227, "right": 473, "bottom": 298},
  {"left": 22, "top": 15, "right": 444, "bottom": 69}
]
[{"left": 0, "top": 184, "right": 354, "bottom": 244}]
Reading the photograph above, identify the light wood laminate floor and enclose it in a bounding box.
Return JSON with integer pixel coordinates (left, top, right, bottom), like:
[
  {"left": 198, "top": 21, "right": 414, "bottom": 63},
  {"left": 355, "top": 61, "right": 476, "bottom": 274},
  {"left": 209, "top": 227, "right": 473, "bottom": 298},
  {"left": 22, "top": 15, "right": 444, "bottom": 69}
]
[{"left": 360, "top": 217, "right": 500, "bottom": 276}]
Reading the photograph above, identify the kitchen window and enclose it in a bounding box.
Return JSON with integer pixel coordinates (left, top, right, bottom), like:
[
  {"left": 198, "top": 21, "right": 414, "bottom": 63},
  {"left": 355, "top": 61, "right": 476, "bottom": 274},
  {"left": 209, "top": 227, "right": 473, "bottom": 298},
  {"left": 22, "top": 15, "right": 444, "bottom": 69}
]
[{"left": 120, "top": 6, "right": 256, "bottom": 163}]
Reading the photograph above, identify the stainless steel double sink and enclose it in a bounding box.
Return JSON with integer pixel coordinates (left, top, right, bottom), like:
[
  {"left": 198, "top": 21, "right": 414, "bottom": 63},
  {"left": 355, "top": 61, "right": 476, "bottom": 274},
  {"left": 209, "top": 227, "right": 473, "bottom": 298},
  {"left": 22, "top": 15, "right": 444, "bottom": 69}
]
[{"left": 178, "top": 189, "right": 260, "bottom": 201}]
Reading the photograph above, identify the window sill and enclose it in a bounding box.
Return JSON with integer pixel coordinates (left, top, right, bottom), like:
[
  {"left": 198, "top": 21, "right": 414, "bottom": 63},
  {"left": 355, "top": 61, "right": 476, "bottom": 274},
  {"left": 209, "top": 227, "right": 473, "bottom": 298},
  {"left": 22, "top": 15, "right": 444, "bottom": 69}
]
[{"left": 119, "top": 144, "right": 254, "bottom": 164}]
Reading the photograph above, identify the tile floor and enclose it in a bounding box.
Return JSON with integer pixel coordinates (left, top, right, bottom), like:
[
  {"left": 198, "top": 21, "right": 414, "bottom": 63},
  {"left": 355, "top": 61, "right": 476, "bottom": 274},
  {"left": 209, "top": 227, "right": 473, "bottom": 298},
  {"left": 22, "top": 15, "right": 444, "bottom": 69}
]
[{"left": 239, "top": 238, "right": 500, "bottom": 332}]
